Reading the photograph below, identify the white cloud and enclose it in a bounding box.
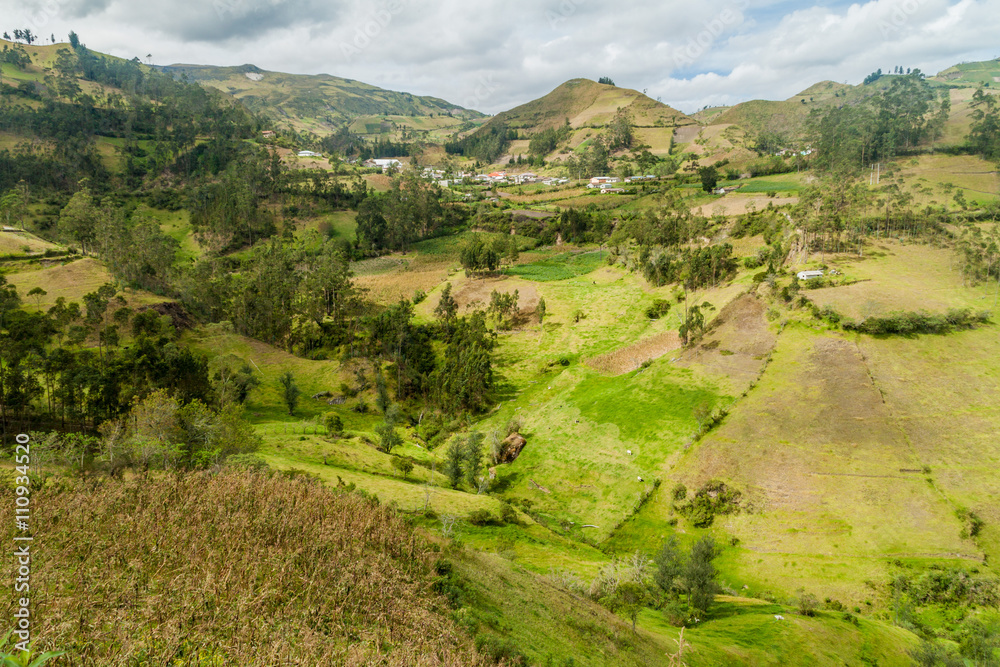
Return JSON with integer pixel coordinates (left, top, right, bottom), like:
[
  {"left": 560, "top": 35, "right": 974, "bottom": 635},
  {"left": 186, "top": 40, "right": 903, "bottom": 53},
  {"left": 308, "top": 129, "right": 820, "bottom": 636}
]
[{"left": 3, "top": 0, "right": 998, "bottom": 116}]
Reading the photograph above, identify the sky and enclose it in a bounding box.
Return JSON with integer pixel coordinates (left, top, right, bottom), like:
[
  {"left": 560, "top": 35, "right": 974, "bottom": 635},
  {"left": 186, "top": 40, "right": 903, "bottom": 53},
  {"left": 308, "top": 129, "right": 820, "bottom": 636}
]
[{"left": 5, "top": 0, "right": 1000, "bottom": 115}]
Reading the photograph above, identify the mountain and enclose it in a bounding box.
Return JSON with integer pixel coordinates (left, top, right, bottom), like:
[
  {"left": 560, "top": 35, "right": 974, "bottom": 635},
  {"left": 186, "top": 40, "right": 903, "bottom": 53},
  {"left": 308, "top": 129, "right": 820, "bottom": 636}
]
[
  {"left": 491, "top": 78, "right": 696, "bottom": 132},
  {"left": 453, "top": 78, "right": 698, "bottom": 163},
  {"left": 159, "top": 63, "right": 484, "bottom": 138}
]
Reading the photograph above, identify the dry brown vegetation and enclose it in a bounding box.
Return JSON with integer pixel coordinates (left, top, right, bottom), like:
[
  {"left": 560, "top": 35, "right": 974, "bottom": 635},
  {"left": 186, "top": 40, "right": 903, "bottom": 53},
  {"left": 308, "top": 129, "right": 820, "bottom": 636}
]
[{"left": 2, "top": 470, "right": 492, "bottom": 666}]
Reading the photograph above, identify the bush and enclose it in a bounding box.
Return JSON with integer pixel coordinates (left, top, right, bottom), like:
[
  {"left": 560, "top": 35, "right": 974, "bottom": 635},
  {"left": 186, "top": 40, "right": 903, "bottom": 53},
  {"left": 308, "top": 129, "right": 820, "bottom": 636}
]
[
  {"left": 674, "top": 479, "right": 741, "bottom": 528},
  {"left": 844, "top": 308, "right": 990, "bottom": 336},
  {"left": 468, "top": 509, "right": 499, "bottom": 526},
  {"left": 499, "top": 502, "right": 519, "bottom": 525},
  {"left": 645, "top": 299, "right": 672, "bottom": 319},
  {"left": 797, "top": 590, "right": 820, "bottom": 616},
  {"left": 324, "top": 413, "right": 344, "bottom": 436},
  {"left": 671, "top": 483, "right": 688, "bottom": 501},
  {"left": 474, "top": 634, "right": 528, "bottom": 666}
]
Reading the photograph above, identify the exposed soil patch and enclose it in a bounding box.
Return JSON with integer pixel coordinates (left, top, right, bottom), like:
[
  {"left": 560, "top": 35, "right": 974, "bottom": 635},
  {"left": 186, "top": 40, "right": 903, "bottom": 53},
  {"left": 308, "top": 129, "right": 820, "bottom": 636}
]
[
  {"left": 137, "top": 301, "right": 195, "bottom": 330},
  {"left": 585, "top": 331, "right": 682, "bottom": 375},
  {"left": 677, "top": 293, "right": 777, "bottom": 392}
]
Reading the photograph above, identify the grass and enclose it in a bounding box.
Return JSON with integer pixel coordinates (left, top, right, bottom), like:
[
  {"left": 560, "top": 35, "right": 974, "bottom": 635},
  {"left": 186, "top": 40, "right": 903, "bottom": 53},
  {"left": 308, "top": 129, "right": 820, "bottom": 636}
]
[
  {"left": 639, "top": 597, "right": 916, "bottom": 666},
  {"left": 504, "top": 250, "right": 608, "bottom": 281},
  {"left": 859, "top": 325, "right": 1000, "bottom": 565},
  {"left": 143, "top": 207, "right": 202, "bottom": 264},
  {"left": 894, "top": 154, "right": 1000, "bottom": 208},
  {"left": 804, "top": 239, "right": 996, "bottom": 320},
  {"left": 0, "top": 230, "right": 64, "bottom": 256},
  {"left": 664, "top": 324, "right": 979, "bottom": 607},
  {"left": 4, "top": 257, "right": 170, "bottom": 311}
]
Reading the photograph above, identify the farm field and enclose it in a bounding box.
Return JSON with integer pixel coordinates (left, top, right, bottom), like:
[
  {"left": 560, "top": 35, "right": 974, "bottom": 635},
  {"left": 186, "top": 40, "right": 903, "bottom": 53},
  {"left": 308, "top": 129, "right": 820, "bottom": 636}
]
[
  {"left": 5, "top": 257, "right": 171, "bottom": 311},
  {"left": 804, "top": 239, "right": 996, "bottom": 320},
  {"left": 0, "top": 230, "right": 64, "bottom": 256}
]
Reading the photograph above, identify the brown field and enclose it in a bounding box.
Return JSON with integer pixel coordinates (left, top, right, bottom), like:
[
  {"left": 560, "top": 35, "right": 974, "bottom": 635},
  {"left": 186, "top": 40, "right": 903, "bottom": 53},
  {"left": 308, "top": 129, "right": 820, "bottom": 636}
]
[
  {"left": 0, "top": 470, "right": 491, "bottom": 665},
  {"left": 363, "top": 173, "right": 394, "bottom": 192},
  {"left": 677, "top": 293, "right": 777, "bottom": 392},
  {"left": 354, "top": 268, "right": 454, "bottom": 304},
  {"left": 451, "top": 275, "right": 540, "bottom": 314},
  {"left": 585, "top": 330, "right": 682, "bottom": 374},
  {"left": 694, "top": 194, "right": 799, "bottom": 216}
]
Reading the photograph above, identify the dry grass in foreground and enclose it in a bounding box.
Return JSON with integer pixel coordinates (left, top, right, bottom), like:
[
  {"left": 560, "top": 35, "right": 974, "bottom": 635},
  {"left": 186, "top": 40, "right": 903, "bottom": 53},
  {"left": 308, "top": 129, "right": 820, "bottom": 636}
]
[{"left": 2, "top": 470, "right": 493, "bottom": 666}]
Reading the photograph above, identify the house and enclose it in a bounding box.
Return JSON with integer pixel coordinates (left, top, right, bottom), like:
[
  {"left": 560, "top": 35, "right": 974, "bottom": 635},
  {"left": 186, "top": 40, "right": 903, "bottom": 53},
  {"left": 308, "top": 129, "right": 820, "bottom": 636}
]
[
  {"left": 590, "top": 176, "right": 619, "bottom": 185},
  {"left": 600, "top": 187, "right": 626, "bottom": 195},
  {"left": 297, "top": 150, "right": 321, "bottom": 157},
  {"left": 797, "top": 270, "right": 824, "bottom": 281},
  {"left": 261, "top": 130, "right": 276, "bottom": 138},
  {"left": 364, "top": 158, "right": 403, "bottom": 173}
]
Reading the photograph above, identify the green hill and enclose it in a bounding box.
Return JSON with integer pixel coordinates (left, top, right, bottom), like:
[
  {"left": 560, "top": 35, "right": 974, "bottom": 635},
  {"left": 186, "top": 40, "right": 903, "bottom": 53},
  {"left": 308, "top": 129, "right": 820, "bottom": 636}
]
[
  {"left": 932, "top": 58, "right": 1000, "bottom": 87},
  {"left": 160, "top": 62, "right": 483, "bottom": 136},
  {"left": 710, "top": 80, "right": 858, "bottom": 140}
]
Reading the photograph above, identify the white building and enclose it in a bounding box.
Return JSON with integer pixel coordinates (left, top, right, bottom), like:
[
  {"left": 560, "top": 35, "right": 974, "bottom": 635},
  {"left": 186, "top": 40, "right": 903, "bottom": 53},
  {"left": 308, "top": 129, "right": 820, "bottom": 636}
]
[
  {"left": 364, "top": 158, "right": 403, "bottom": 172},
  {"left": 797, "top": 270, "right": 824, "bottom": 280}
]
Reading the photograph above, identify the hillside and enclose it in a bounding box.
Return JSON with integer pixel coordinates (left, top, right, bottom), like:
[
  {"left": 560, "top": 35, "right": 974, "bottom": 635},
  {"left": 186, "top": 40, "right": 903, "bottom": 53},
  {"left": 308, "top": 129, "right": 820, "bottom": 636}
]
[
  {"left": 160, "top": 63, "right": 483, "bottom": 137},
  {"left": 931, "top": 57, "right": 1000, "bottom": 87},
  {"left": 709, "top": 80, "right": 858, "bottom": 140},
  {"left": 492, "top": 78, "right": 696, "bottom": 132}
]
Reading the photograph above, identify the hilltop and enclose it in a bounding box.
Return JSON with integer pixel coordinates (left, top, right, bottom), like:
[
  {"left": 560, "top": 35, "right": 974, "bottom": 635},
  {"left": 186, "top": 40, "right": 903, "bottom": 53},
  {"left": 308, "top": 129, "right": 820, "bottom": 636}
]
[
  {"left": 491, "top": 78, "right": 695, "bottom": 132},
  {"left": 161, "top": 62, "right": 483, "bottom": 137},
  {"left": 447, "top": 78, "right": 697, "bottom": 164}
]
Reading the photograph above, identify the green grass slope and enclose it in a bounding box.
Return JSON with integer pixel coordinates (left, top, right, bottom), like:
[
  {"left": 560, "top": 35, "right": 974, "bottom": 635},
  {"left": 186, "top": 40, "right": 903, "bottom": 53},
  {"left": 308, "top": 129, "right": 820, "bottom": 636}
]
[{"left": 932, "top": 58, "right": 1000, "bottom": 87}]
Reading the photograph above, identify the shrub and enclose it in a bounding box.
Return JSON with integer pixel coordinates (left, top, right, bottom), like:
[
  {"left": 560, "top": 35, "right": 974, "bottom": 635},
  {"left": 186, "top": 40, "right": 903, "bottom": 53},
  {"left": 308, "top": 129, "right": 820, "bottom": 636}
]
[
  {"left": 645, "top": 299, "right": 672, "bottom": 319},
  {"left": 468, "top": 509, "right": 499, "bottom": 526},
  {"left": 797, "top": 590, "right": 820, "bottom": 616},
  {"left": 674, "top": 479, "right": 741, "bottom": 528},
  {"left": 844, "top": 308, "right": 990, "bottom": 336},
  {"left": 474, "top": 635, "right": 528, "bottom": 666},
  {"left": 324, "top": 413, "right": 344, "bottom": 436},
  {"left": 671, "top": 483, "right": 688, "bottom": 501},
  {"left": 499, "top": 502, "right": 519, "bottom": 525}
]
